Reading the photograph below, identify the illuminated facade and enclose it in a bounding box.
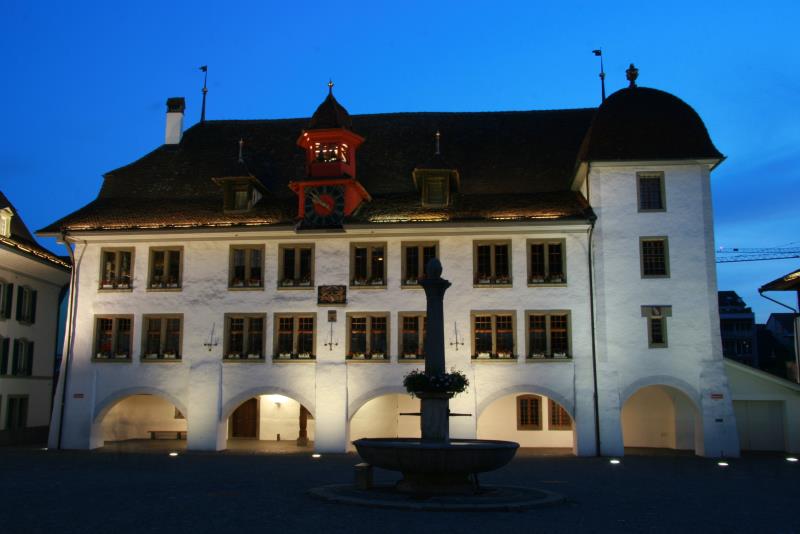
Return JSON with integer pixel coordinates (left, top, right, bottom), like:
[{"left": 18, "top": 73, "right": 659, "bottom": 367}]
[{"left": 42, "top": 74, "right": 743, "bottom": 457}]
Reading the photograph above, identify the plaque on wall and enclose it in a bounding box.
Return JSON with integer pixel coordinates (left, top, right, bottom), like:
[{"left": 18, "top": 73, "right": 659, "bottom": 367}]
[{"left": 318, "top": 285, "right": 346, "bottom": 305}]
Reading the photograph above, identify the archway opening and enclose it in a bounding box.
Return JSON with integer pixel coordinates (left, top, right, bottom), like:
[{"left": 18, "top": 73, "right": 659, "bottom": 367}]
[
  {"left": 348, "top": 394, "right": 420, "bottom": 448},
  {"left": 477, "top": 392, "right": 576, "bottom": 455},
  {"left": 621, "top": 385, "right": 702, "bottom": 453},
  {"left": 96, "top": 393, "right": 186, "bottom": 449},
  {"left": 225, "top": 394, "right": 314, "bottom": 452}
]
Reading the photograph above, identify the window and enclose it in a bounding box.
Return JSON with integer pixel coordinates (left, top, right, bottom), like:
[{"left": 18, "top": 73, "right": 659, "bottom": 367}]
[
  {"left": 549, "top": 399, "right": 572, "bottom": 430},
  {"left": 278, "top": 245, "right": 314, "bottom": 288},
  {"left": 472, "top": 312, "right": 516, "bottom": 359},
  {"left": 93, "top": 316, "right": 132, "bottom": 360},
  {"left": 11, "top": 339, "right": 33, "bottom": 376},
  {"left": 401, "top": 242, "right": 438, "bottom": 286},
  {"left": 638, "top": 172, "right": 665, "bottom": 211},
  {"left": 16, "top": 286, "right": 36, "bottom": 324},
  {"left": 526, "top": 312, "right": 571, "bottom": 360},
  {"left": 148, "top": 248, "right": 182, "bottom": 289},
  {"left": 313, "top": 142, "right": 348, "bottom": 163},
  {"left": 0, "top": 281, "right": 12, "bottom": 320},
  {"left": 229, "top": 246, "right": 264, "bottom": 288},
  {"left": 0, "top": 207, "right": 12, "bottom": 238},
  {"left": 641, "top": 306, "right": 671, "bottom": 348},
  {"left": 6, "top": 396, "right": 28, "bottom": 430},
  {"left": 274, "top": 314, "right": 315, "bottom": 360},
  {"left": 142, "top": 315, "right": 183, "bottom": 360},
  {"left": 422, "top": 176, "right": 449, "bottom": 207},
  {"left": 351, "top": 243, "right": 386, "bottom": 287},
  {"left": 474, "top": 241, "right": 512, "bottom": 286},
  {"left": 99, "top": 249, "right": 133, "bottom": 289},
  {"left": 224, "top": 314, "right": 265, "bottom": 360},
  {"left": 517, "top": 395, "right": 542, "bottom": 430},
  {"left": 399, "top": 313, "right": 426, "bottom": 360},
  {"left": 0, "top": 336, "right": 9, "bottom": 374},
  {"left": 347, "top": 313, "right": 389, "bottom": 360},
  {"left": 528, "top": 240, "right": 566, "bottom": 284},
  {"left": 640, "top": 237, "right": 669, "bottom": 277}
]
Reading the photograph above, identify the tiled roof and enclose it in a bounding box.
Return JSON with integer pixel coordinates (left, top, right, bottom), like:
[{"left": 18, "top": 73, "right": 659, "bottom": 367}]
[
  {"left": 39, "top": 89, "right": 722, "bottom": 234},
  {"left": 0, "top": 191, "right": 70, "bottom": 269}
]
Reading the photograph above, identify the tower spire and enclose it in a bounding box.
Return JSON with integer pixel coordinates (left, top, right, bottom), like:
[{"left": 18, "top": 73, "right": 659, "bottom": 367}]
[
  {"left": 328, "top": 79, "right": 334, "bottom": 95},
  {"left": 592, "top": 49, "right": 606, "bottom": 102},
  {"left": 199, "top": 65, "right": 208, "bottom": 122}
]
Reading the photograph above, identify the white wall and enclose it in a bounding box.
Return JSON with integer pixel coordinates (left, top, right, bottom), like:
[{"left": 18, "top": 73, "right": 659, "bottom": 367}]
[
  {"left": 100, "top": 394, "right": 186, "bottom": 441},
  {"left": 256, "top": 394, "right": 315, "bottom": 441},
  {"left": 477, "top": 393, "right": 573, "bottom": 448},
  {"left": 349, "top": 394, "right": 420, "bottom": 444},
  {"left": 621, "top": 386, "right": 697, "bottom": 450},
  {"left": 0, "top": 247, "right": 68, "bottom": 430}
]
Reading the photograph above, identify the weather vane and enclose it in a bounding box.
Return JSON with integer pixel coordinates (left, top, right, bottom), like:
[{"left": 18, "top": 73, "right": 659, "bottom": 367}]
[
  {"left": 199, "top": 65, "right": 208, "bottom": 122},
  {"left": 592, "top": 49, "right": 606, "bottom": 102}
]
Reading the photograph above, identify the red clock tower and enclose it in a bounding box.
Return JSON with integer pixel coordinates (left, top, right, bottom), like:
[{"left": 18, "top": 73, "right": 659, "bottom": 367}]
[{"left": 290, "top": 82, "right": 370, "bottom": 228}]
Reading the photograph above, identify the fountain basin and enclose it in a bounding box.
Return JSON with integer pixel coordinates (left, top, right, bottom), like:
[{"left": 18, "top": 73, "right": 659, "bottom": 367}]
[{"left": 353, "top": 438, "right": 519, "bottom": 493}]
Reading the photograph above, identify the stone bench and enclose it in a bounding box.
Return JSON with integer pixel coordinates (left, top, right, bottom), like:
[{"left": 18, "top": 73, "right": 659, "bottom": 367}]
[{"left": 148, "top": 430, "right": 187, "bottom": 440}]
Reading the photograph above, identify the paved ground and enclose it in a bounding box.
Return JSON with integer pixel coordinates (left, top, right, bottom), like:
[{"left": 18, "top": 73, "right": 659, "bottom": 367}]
[{"left": 0, "top": 443, "right": 797, "bottom": 533}]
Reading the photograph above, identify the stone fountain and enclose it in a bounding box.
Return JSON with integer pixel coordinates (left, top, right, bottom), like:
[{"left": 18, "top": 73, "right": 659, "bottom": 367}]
[{"left": 353, "top": 259, "right": 519, "bottom": 494}]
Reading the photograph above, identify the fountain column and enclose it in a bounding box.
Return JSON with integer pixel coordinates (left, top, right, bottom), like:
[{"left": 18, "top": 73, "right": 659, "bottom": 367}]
[{"left": 419, "top": 259, "right": 451, "bottom": 442}]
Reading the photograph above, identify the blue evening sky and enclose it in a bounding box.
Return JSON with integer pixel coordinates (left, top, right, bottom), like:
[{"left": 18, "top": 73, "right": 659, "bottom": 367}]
[{"left": 1, "top": 1, "right": 797, "bottom": 321}]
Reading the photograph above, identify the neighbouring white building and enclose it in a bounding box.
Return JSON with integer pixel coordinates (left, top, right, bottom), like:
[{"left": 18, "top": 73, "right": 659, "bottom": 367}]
[
  {"left": 0, "top": 191, "right": 70, "bottom": 444},
  {"left": 42, "top": 69, "right": 749, "bottom": 457}
]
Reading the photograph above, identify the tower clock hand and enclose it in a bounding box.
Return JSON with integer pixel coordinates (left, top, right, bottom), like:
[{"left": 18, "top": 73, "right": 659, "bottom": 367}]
[{"left": 308, "top": 189, "right": 332, "bottom": 211}]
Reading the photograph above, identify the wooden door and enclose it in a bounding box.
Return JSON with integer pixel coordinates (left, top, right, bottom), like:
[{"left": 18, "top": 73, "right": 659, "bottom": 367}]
[{"left": 231, "top": 398, "right": 258, "bottom": 438}]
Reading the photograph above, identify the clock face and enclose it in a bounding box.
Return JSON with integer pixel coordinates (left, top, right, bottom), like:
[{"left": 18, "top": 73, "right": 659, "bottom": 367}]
[{"left": 303, "top": 185, "right": 345, "bottom": 228}]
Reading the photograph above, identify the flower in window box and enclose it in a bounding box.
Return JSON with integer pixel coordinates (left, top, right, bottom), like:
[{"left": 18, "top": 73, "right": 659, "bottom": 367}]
[
  {"left": 281, "top": 279, "right": 295, "bottom": 287},
  {"left": 404, "top": 278, "right": 419, "bottom": 286},
  {"left": 277, "top": 352, "right": 292, "bottom": 359},
  {"left": 232, "top": 278, "right": 244, "bottom": 287},
  {"left": 297, "top": 352, "right": 312, "bottom": 359},
  {"left": 114, "top": 353, "right": 129, "bottom": 359},
  {"left": 369, "top": 278, "right": 384, "bottom": 286},
  {"left": 370, "top": 353, "right": 386, "bottom": 360},
  {"left": 167, "top": 282, "right": 178, "bottom": 288},
  {"left": 353, "top": 278, "right": 366, "bottom": 286},
  {"left": 548, "top": 275, "right": 564, "bottom": 284},
  {"left": 402, "top": 353, "right": 418, "bottom": 359},
  {"left": 529, "top": 276, "right": 545, "bottom": 284},
  {"left": 529, "top": 352, "right": 546, "bottom": 359},
  {"left": 227, "top": 353, "right": 241, "bottom": 360},
  {"left": 494, "top": 275, "right": 511, "bottom": 285},
  {"left": 298, "top": 279, "right": 312, "bottom": 287},
  {"left": 144, "top": 353, "right": 159, "bottom": 359},
  {"left": 101, "top": 281, "right": 115, "bottom": 289},
  {"left": 95, "top": 353, "right": 109, "bottom": 359},
  {"left": 496, "top": 352, "right": 513, "bottom": 359},
  {"left": 350, "top": 352, "right": 365, "bottom": 360},
  {"left": 476, "top": 352, "right": 491, "bottom": 359},
  {"left": 247, "top": 278, "right": 262, "bottom": 287},
  {"left": 477, "top": 277, "right": 491, "bottom": 285},
  {"left": 163, "top": 352, "right": 177, "bottom": 359},
  {"left": 553, "top": 352, "right": 568, "bottom": 359},
  {"left": 247, "top": 353, "right": 261, "bottom": 360}
]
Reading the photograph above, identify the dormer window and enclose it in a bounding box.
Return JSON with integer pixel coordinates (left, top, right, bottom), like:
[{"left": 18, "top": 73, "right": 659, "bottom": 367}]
[
  {"left": 213, "top": 177, "right": 264, "bottom": 213},
  {"left": 422, "top": 176, "right": 448, "bottom": 207},
  {"left": 0, "top": 207, "right": 12, "bottom": 238}
]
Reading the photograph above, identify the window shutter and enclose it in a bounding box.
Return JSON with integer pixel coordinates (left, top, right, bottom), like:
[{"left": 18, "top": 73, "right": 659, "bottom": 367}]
[
  {"left": 26, "top": 341, "right": 34, "bottom": 376},
  {"left": 12, "top": 339, "right": 20, "bottom": 375},
  {"left": 2, "top": 283, "right": 11, "bottom": 318},
  {"left": 16, "top": 286, "right": 23, "bottom": 321},
  {"left": 0, "top": 337, "right": 8, "bottom": 374},
  {"left": 30, "top": 290, "right": 37, "bottom": 324}
]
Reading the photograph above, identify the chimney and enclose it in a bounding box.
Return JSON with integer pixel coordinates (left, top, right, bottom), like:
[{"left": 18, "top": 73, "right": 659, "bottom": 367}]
[{"left": 165, "top": 97, "right": 185, "bottom": 145}]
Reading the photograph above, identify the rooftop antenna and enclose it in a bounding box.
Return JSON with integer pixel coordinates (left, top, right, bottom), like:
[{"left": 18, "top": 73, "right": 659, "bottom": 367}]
[
  {"left": 435, "top": 130, "right": 441, "bottom": 155},
  {"left": 199, "top": 65, "right": 208, "bottom": 122},
  {"left": 592, "top": 49, "right": 606, "bottom": 102}
]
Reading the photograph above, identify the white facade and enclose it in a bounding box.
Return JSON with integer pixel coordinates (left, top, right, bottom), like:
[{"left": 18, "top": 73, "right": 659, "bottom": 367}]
[
  {"left": 48, "top": 160, "right": 741, "bottom": 457},
  {"left": 0, "top": 240, "right": 69, "bottom": 443}
]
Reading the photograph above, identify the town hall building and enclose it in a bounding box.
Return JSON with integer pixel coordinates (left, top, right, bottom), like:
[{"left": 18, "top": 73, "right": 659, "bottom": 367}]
[{"left": 41, "top": 68, "right": 743, "bottom": 457}]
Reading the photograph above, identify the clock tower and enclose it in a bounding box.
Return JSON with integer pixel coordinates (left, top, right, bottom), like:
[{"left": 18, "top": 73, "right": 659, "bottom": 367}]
[{"left": 290, "top": 82, "right": 371, "bottom": 229}]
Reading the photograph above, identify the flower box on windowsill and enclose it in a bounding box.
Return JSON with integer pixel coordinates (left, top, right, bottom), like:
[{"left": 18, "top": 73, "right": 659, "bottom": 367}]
[
  {"left": 548, "top": 275, "right": 565, "bottom": 284},
  {"left": 529, "top": 276, "right": 545, "bottom": 284},
  {"left": 350, "top": 352, "right": 366, "bottom": 360},
  {"left": 298, "top": 280, "right": 312, "bottom": 287},
  {"left": 476, "top": 352, "right": 491, "bottom": 359},
  {"left": 369, "top": 278, "right": 385, "bottom": 286},
  {"left": 247, "top": 353, "right": 262, "bottom": 360},
  {"left": 232, "top": 280, "right": 245, "bottom": 288},
  {"left": 101, "top": 282, "right": 115, "bottom": 289},
  {"left": 144, "top": 353, "right": 159, "bottom": 360},
  {"left": 496, "top": 352, "right": 514, "bottom": 359},
  {"left": 297, "top": 352, "right": 312, "bottom": 359},
  {"left": 163, "top": 353, "right": 178, "bottom": 360},
  {"left": 247, "top": 279, "right": 262, "bottom": 288},
  {"left": 401, "top": 353, "right": 422, "bottom": 360},
  {"left": 404, "top": 278, "right": 420, "bottom": 286},
  {"left": 553, "top": 352, "right": 569, "bottom": 359},
  {"left": 369, "top": 353, "right": 386, "bottom": 360},
  {"left": 95, "top": 353, "right": 109, "bottom": 359},
  {"left": 226, "top": 353, "right": 241, "bottom": 360},
  {"left": 114, "top": 353, "right": 129, "bottom": 360},
  {"left": 166, "top": 283, "right": 179, "bottom": 289},
  {"left": 352, "top": 279, "right": 367, "bottom": 286},
  {"left": 476, "top": 278, "right": 492, "bottom": 285},
  {"left": 117, "top": 283, "right": 130, "bottom": 289},
  {"left": 529, "top": 353, "right": 546, "bottom": 360},
  {"left": 277, "top": 353, "right": 292, "bottom": 360}
]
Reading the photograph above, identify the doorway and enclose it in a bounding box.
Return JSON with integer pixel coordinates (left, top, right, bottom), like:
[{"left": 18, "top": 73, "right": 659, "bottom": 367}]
[{"left": 231, "top": 398, "right": 258, "bottom": 438}]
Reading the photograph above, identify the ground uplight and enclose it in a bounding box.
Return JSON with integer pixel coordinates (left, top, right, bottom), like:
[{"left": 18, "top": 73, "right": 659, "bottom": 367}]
[
  {"left": 609, "top": 459, "right": 620, "bottom": 465},
  {"left": 312, "top": 453, "right": 321, "bottom": 459},
  {"left": 787, "top": 457, "right": 798, "bottom": 463},
  {"left": 169, "top": 452, "right": 179, "bottom": 457},
  {"left": 717, "top": 461, "right": 729, "bottom": 467}
]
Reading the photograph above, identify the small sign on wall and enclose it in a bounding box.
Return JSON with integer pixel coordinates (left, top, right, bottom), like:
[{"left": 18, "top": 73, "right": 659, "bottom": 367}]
[
  {"left": 710, "top": 393, "right": 724, "bottom": 399},
  {"left": 73, "top": 393, "right": 84, "bottom": 399},
  {"left": 328, "top": 310, "right": 337, "bottom": 323},
  {"left": 318, "top": 285, "right": 346, "bottom": 306}
]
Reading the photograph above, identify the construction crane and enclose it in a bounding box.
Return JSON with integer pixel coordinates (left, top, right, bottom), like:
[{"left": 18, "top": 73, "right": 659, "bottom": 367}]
[{"left": 716, "top": 246, "right": 800, "bottom": 263}]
